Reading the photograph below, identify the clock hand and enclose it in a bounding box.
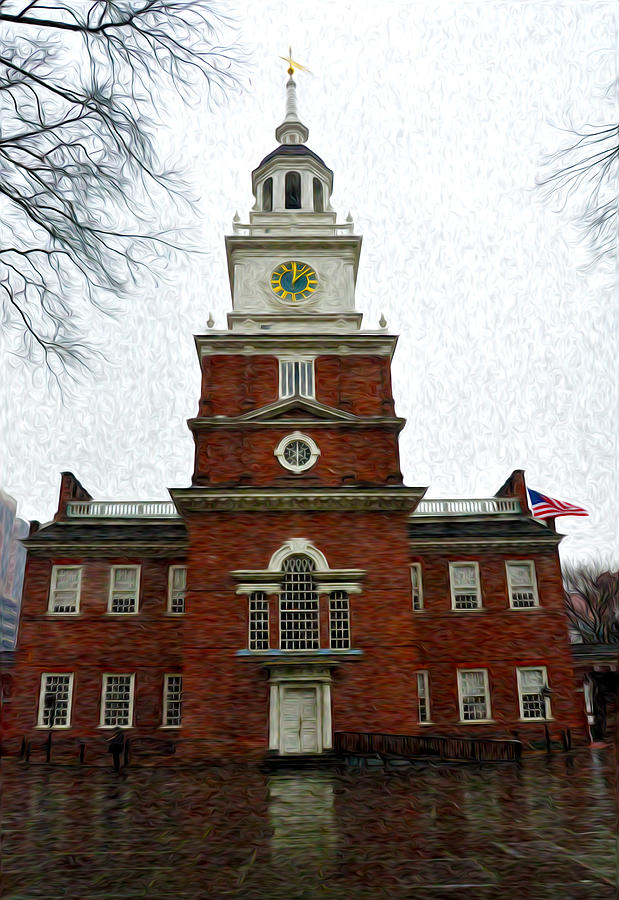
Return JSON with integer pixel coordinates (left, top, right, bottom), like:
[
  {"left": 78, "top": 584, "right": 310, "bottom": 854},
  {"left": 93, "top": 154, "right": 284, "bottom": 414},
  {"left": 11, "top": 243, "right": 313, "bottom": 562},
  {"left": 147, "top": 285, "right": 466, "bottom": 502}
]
[
  {"left": 292, "top": 265, "right": 310, "bottom": 286},
  {"left": 291, "top": 262, "right": 297, "bottom": 284}
]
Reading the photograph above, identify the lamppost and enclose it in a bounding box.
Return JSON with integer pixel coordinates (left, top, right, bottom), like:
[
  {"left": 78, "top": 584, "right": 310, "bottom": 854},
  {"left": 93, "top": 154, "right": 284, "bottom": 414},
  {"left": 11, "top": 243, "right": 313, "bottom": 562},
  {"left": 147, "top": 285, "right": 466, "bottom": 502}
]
[{"left": 43, "top": 690, "right": 58, "bottom": 762}]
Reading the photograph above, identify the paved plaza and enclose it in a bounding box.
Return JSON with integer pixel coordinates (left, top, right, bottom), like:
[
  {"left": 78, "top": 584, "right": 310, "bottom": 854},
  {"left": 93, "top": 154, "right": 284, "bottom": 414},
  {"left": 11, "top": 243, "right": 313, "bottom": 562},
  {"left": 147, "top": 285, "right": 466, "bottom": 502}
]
[{"left": 2, "top": 749, "right": 616, "bottom": 899}]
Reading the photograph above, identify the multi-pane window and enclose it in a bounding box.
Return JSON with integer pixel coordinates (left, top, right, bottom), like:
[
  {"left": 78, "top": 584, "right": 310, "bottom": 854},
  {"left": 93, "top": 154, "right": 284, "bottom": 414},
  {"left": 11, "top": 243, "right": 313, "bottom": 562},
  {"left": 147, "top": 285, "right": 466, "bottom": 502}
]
[
  {"left": 249, "top": 592, "right": 269, "bottom": 650},
  {"left": 38, "top": 674, "right": 73, "bottom": 727},
  {"left": 458, "top": 669, "right": 491, "bottom": 721},
  {"left": 168, "top": 566, "right": 187, "bottom": 614},
  {"left": 507, "top": 562, "right": 539, "bottom": 608},
  {"left": 48, "top": 566, "right": 82, "bottom": 614},
  {"left": 163, "top": 675, "right": 183, "bottom": 727},
  {"left": 280, "top": 555, "right": 319, "bottom": 651},
  {"left": 450, "top": 563, "right": 481, "bottom": 610},
  {"left": 280, "top": 359, "right": 314, "bottom": 399},
  {"left": 329, "top": 591, "right": 350, "bottom": 649},
  {"left": 410, "top": 564, "right": 423, "bottom": 611},
  {"left": 517, "top": 667, "right": 550, "bottom": 720},
  {"left": 101, "top": 674, "right": 134, "bottom": 727},
  {"left": 417, "top": 671, "right": 430, "bottom": 723},
  {"left": 108, "top": 567, "right": 140, "bottom": 614}
]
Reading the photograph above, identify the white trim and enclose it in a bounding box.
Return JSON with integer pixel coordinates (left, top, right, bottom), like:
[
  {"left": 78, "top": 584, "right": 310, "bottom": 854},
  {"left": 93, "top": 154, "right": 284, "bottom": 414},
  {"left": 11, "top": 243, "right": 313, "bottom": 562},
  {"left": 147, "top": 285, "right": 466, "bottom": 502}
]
[
  {"left": 410, "top": 563, "right": 424, "bottom": 611},
  {"left": 274, "top": 431, "right": 320, "bottom": 473},
  {"left": 279, "top": 357, "right": 316, "bottom": 399},
  {"left": 37, "top": 673, "right": 74, "bottom": 728},
  {"left": 416, "top": 670, "right": 431, "bottom": 723},
  {"left": 107, "top": 566, "right": 141, "bottom": 615},
  {"left": 506, "top": 561, "right": 540, "bottom": 609},
  {"left": 100, "top": 673, "right": 135, "bottom": 728},
  {"left": 162, "top": 673, "right": 183, "bottom": 727},
  {"left": 457, "top": 668, "right": 491, "bottom": 722},
  {"left": 449, "top": 562, "right": 482, "bottom": 610},
  {"left": 516, "top": 666, "right": 551, "bottom": 720},
  {"left": 268, "top": 539, "right": 330, "bottom": 572},
  {"left": 167, "top": 565, "right": 187, "bottom": 614},
  {"left": 48, "top": 565, "right": 82, "bottom": 615}
]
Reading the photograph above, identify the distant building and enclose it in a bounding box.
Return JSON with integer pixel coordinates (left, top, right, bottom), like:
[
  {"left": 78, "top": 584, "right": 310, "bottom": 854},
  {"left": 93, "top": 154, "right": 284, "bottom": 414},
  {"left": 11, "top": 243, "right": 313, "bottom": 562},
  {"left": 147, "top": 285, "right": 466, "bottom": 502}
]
[
  {"left": 3, "top": 74, "right": 586, "bottom": 763},
  {"left": 0, "top": 490, "right": 28, "bottom": 650}
]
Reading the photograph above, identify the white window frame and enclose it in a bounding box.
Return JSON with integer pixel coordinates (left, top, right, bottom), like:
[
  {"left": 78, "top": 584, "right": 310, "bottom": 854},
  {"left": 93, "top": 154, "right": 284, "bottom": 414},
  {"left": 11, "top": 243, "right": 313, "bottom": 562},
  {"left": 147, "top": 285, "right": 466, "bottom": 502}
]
[
  {"left": 449, "top": 562, "right": 482, "bottom": 610},
  {"left": 37, "top": 673, "right": 74, "bottom": 728},
  {"left": 107, "top": 566, "right": 141, "bottom": 615},
  {"left": 410, "top": 564, "right": 423, "bottom": 611},
  {"left": 279, "top": 357, "right": 315, "bottom": 399},
  {"left": 329, "top": 591, "right": 351, "bottom": 650},
  {"left": 162, "top": 674, "right": 183, "bottom": 727},
  {"left": 416, "top": 670, "right": 431, "bottom": 724},
  {"left": 517, "top": 666, "right": 551, "bottom": 721},
  {"left": 99, "top": 673, "right": 135, "bottom": 728},
  {"left": 167, "top": 566, "right": 187, "bottom": 614},
  {"left": 48, "top": 566, "right": 82, "bottom": 615},
  {"left": 506, "top": 561, "right": 539, "bottom": 609},
  {"left": 457, "top": 669, "right": 492, "bottom": 723},
  {"left": 274, "top": 431, "right": 321, "bottom": 473},
  {"left": 248, "top": 592, "right": 269, "bottom": 651}
]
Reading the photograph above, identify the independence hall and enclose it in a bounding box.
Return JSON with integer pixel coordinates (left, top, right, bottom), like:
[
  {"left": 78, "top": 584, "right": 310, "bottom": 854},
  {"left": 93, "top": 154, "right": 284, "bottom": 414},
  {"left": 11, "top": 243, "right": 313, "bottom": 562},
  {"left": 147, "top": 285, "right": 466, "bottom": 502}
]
[{"left": 1, "top": 72, "right": 586, "bottom": 764}]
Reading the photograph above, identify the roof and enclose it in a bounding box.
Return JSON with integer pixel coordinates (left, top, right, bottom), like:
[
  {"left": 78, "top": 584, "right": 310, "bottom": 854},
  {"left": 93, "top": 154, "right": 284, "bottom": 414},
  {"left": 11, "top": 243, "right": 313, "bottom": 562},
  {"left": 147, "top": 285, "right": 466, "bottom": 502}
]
[
  {"left": 254, "top": 144, "right": 332, "bottom": 174},
  {"left": 24, "top": 520, "right": 187, "bottom": 556},
  {"left": 409, "top": 516, "right": 561, "bottom": 544}
]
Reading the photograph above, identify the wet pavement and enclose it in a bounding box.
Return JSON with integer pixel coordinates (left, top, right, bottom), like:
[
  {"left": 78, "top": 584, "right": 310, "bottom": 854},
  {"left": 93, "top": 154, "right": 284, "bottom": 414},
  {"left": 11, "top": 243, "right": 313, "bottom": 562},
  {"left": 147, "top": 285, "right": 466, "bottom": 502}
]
[{"left": 2, "top": 749, "right": 616, "bottom": 899}]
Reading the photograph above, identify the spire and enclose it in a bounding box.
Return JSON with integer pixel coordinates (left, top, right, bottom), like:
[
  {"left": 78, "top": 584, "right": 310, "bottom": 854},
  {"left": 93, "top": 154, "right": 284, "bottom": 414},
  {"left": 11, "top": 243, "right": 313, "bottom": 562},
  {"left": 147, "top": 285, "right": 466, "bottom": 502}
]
[{"left": 275, "top": 48, "right": 310, "bottom": 145}]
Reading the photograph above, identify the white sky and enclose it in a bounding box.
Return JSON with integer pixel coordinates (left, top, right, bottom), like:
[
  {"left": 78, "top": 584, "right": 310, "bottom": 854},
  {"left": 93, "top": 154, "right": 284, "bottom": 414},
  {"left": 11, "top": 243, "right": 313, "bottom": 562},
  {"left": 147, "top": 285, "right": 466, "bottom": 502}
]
[{"left": 0, "top": 0, "right": 617, "bottom": 566}]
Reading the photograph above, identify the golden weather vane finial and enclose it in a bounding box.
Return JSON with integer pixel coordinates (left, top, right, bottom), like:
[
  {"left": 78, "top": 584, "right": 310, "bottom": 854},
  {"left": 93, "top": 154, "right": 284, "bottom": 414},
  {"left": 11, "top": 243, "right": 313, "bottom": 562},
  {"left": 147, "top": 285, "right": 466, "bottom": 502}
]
[{"left": 279, "top": 46, "right": 311, "bottom": 77}]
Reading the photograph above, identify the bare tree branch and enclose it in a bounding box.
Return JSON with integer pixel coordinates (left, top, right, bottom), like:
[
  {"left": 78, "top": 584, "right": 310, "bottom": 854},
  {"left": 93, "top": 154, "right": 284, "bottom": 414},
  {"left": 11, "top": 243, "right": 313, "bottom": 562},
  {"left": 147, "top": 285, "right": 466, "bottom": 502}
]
[
  {"left": 538, "top": 107, "right": 618, "bottom": 267},
  {"left": 563, "top": 565, "right": 619, "bottom": 644},
  {"left": 0, "top": 1, "right": 241, "bottom": 378}
]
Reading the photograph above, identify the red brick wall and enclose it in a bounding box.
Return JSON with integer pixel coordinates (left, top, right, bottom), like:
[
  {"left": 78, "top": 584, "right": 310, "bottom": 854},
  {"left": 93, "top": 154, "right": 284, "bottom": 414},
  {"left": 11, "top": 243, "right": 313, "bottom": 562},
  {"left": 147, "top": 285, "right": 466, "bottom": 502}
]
[{"left": 192, "top": 427, "right": 402, "bottom": 486}]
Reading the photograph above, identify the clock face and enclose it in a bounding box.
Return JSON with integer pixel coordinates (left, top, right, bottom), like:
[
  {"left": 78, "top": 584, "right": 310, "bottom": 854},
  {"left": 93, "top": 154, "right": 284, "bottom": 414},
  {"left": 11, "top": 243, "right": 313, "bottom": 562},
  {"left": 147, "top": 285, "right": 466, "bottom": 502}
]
[
  {"left": 271, "top": 261, "right": 318, "bottom": 304},
  {"left": 283, "top": 439, "right": 312, "bottom": 468}
]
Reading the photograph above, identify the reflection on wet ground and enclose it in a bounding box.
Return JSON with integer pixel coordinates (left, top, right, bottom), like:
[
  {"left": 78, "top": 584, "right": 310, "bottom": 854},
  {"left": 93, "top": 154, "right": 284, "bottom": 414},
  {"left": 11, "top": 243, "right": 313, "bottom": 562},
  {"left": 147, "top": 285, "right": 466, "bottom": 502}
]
[{"left": 2, "top": 749, "right": 616, "bottom": 899}]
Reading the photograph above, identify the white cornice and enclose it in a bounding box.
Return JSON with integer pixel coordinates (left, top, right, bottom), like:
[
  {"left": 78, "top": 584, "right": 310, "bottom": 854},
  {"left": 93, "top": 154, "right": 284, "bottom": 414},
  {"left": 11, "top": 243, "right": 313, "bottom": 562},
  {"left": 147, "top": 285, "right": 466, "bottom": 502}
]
[
  {"left": 170, "top": 486, "right": 426, "bottom": 514},
  {"left": 194, "top": 332, "right": 398, "bottom": 359}
]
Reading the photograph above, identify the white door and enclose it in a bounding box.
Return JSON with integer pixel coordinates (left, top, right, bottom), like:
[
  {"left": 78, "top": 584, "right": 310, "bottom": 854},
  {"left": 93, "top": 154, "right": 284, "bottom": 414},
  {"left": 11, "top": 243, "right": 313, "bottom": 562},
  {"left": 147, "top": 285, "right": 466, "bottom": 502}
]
[{"left": 280, "top": 687, "right": 320, "bottom": 754}]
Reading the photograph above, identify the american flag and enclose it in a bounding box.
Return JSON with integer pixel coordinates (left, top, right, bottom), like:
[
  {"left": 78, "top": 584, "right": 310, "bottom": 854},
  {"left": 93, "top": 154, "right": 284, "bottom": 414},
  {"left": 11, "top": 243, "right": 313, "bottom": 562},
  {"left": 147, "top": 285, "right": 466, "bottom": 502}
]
[{"left": 527, "top": 489, "right": 588, "bottom": 519}]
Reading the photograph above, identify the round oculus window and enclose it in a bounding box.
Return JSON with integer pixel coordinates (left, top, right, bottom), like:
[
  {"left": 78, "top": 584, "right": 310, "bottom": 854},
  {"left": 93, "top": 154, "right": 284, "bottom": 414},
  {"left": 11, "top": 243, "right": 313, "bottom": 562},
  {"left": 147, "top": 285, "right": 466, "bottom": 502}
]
[
  {"left": 275, "top": 432, "right": 320, "bottom": 473},
  {"left": 283, "top": 439, "right": 312, "bottom": 468}
]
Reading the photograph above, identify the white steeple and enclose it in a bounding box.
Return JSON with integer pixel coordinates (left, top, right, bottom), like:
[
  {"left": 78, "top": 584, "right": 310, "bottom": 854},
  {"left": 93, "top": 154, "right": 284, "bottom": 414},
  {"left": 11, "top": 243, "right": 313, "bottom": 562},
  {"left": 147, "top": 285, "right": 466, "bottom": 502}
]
[{"left": 275, "top": 74, "right": 309, "bottom": 145}]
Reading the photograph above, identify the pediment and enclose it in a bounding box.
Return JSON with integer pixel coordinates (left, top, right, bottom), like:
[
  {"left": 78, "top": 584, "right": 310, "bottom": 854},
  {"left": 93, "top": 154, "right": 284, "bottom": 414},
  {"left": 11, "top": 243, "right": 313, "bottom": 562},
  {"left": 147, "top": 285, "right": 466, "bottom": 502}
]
[{"left": 239, "top": 396, "right": 359, "bottom": 423}]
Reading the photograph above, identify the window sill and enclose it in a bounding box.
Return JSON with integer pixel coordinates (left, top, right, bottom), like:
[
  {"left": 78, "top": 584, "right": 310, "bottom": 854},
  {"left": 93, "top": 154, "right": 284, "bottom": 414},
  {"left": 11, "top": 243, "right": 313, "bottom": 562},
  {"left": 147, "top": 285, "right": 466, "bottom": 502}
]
[
  {"left": 159, "top": 725, "right": 182, "bottom": 730},
  {"left": 518, "top": 717, "right": 554, "bottom": 723},
  {"left": 35, "top": 725, "right": 72, "bottom": 730},
  {"left": 46, "top": 612, "right": 80, "bottom": 617},
  {"left": 97, "top": 725, "right": 135, "bottom": 730},
  {"left": 163, "top": 612, "right": 185, "bottom": 617},
  {"left": 458, "top": 719, "right": 496, "bottom": 725},
  {"left": 418, "top": 721, "right": 434, "bottom": 726},
  {"left": 508, "top": 606, "right": 542, "bottom": 611}
]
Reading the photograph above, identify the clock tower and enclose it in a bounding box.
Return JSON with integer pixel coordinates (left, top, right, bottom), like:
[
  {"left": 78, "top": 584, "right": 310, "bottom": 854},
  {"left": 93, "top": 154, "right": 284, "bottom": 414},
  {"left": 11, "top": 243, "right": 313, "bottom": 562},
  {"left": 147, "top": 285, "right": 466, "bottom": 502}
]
[
  {"left": 225, "top": 72, "right": 362, "bottom": 333},
  {"left": 170, "top": 68, "right": 428, "bottom": 760}
]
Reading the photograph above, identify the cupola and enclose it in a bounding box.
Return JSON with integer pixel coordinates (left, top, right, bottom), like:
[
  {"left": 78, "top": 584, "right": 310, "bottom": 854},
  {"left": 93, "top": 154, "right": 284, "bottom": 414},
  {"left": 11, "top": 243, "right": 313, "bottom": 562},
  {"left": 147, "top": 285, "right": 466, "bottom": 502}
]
[{"left": 250, "top": 69, "right": 334, "bottom": 221}]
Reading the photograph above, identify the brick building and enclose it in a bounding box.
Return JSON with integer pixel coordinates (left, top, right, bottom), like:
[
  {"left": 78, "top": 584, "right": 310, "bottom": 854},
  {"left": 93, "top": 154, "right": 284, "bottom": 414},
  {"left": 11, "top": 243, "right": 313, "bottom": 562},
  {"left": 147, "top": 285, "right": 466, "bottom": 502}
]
[{"left": 2, "top": 74, "right": 586, "bottom": 762}]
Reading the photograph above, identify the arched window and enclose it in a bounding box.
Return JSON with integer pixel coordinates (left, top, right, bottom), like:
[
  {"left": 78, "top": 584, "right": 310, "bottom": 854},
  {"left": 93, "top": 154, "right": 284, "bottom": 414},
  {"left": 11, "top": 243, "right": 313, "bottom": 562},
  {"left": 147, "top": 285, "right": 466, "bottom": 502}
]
[
  {"left": 285, "top": 171, "right": 302, "bottom": 209},
  {"left": 313, "top": 178, "right": 324, "bottom": 212},
  {"left": 262, "top": 177, "right": 273, "bottom": 212},
  {"left": 280, "top": 555, "right": 319, "bottom": 649}
]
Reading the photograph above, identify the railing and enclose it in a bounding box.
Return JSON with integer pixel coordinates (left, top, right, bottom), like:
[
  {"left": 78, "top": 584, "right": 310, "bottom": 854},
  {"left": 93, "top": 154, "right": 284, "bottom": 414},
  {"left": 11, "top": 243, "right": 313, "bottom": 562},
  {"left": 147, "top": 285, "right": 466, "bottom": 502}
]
[
  {"left": 66, "top": 501, "right": 179, "bottom": 518},
  {"left": 412, "top": 498, "right": 521, "bottom": 517},
  {"left": 232, "top": 222, "right": 355, "bottom": 236},
  {"left": 65, "top": 498, "right": 521, "bottom": 519},
  {"left": 334, "top": 731, "right": 522, "bottom": 762}
]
